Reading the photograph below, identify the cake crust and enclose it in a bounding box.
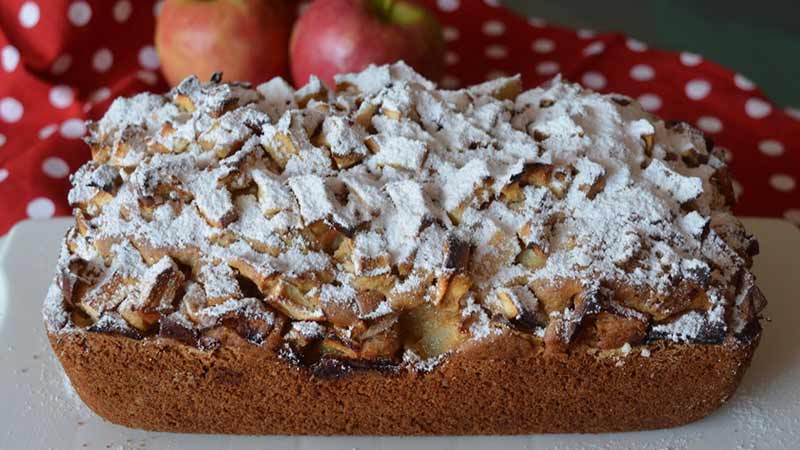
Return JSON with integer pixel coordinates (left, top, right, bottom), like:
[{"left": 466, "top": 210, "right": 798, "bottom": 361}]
[{"left": 49, "top": 328, "right": 759, "bottom": 435}]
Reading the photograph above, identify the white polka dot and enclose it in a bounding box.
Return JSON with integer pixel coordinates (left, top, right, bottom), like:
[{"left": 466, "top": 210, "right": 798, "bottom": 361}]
[
  {"left": 137, "top": 70, "right": 159, "bottom": 85},
  {"left": 581, "top": 71, "right": 606, "bottom": 90},
  {"left": 440, "top": 76, "right": 459, "bottom": 89},
  {"left": 27, "top": 198, "right": 55, "bottom": 219},
  {"left": 19, "top": 2, "right": 40, "bottom": 28},
  {"left": 485, "top": 45, "right": 508, "bottom": 59},
  {"left": 758, "top": 139, "right": 784, "bottom": 157},
  {"left": 629, "top": 64, "right": 655, "bottom": 81},
  {"left": 90, "top": 87, "right": 111, "bottom": 103},
  {"left": 786, "top": 107, "right": 800, "bottom": 120},
  {"left": 138, "top": 46, "right": 160, "bottom": 69},
  {"left": 60, "top": 119, "right": 86, "bottom": 139},
  {"left": 486, "top": 70, "right": 507, "bottom": 81},
  {"left": 734, "top": 73, "right": 755, "bottom": 91},
  {"left": 531, "top": 38, "right": 555, "bottom": 53},
  {"left": 483, "top": 0, "right": 499, "bottom": 6},
  {"left": 582, "top": 41, "right": 605, "bottom": 56},
  {"left": 685, "top": 79, "right": 711, "bottom": 100},
  {"left": 732, "top": 180, "right": 743, "bottom": 200},
  {"left": 745, "top": 98, "right": 771, "bottom": 119},
  {"left": 535, "top": 61, "right": 560, "bottom": 76},
  {"left": 39, "top": 124, "right": 58, "bottom": 139},
  {"left": 2, "top": 45, "right": 20, "bottom": 72},
  {"left": 528, "top": 17, "right": 546, "bottom": 28},
  {"left": 51, "top": 54, "right": 72, "bottom": 75},
  {"left": 42, "top": 157, "right": 70, "bottom": 178},
  {"left": 482, "top": 20, "right": 505, "bottom": 36},
  {"left": 442, "top": 26, "right": 459, "bottom": 42},
  {"left": 0, "top": 98, "right": 24, "bottom": 123},
  {"left": 784, "top": 209, "right": 800, "bottom": 225},
  {"left": 113, "top": 0, "right": 132, "bottom": 23},
  {"left": 626, "top": 38, "right": 647, "bottom": 52},
  {"left": 577, "top": 29, "right": 595, "bottom": 39},
  {"left": 0, "top": 169, "right": 7, "bottom": 183},
  {"left": 444, "top": 52, "right": 459, "bottom": 65},
  {"left": 0, "top": 133, "right": 5, "bottom": 147},
  {"left": 437, "top": 0, "right": 459, "bottom": 12},
  {"left": 49, "top": 86, "right": 74, "bottom": 109},
  {"left": 680, "top": 52, "right": 702, "bottom": 67},
  {"left": 68, "top": 1, "right": 92, "bottom": 26},
  {"left": 153, "top": 0, "right": 164, "bottom": 16},
  {"left": 638, "top": 93, "right": 662, "bottom": 112},
  {"left": 696, "top": 116, "right": 723, "bottom": 133},
  {"left": 92, "top": 48, "right": 113, "bottom": 73},
  {"left": 770, "top": 174, "right": 796, "bottom": 192}
]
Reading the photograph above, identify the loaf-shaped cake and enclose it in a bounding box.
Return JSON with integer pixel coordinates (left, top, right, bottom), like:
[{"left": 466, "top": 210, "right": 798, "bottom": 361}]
[{"left": 44, "top": 62, "right": 766, "bottom": 434}]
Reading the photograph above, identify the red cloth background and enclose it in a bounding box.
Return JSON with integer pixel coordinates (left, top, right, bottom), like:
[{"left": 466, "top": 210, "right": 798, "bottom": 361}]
[{"left": 0, "top": 0, "right": 798, "bottom": 235}]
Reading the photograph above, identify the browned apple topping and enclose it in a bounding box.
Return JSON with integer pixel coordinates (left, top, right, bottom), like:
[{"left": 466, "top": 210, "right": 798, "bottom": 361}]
[{"left": 47, "top": 62, "right": 762, "bottom": 373}]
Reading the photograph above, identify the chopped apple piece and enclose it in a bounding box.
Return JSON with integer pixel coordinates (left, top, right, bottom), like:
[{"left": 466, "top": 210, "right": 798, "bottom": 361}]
[
  {"left": 308, "top": 221, "right": 349, "bottom": 254},
  {"left": 484, "top": 286, "right": 540, "bottom": 324},
  {"left": 467, "top": 75, "right": 522, "bottom": 101},
  {"left": 517, "top": 246, "right": 547, "bottom": 270},
  {"left": 284, "top": 321, "right": 324, "bottom": 350},
  {"left": 120, "top": 256, "right": 184, "bottom": 331},
  {"left": 387, "top": 272, "right": 433, "bottom": 311},
  {"left": 319, "top": 337, "right": 359, "bottom": 359},
  {"left": 485, "top": 288, "right": 521, "bottom": 319},
  {"left": 174, "top": 94, "right": 195, "bottom": 112},
  {"left": 228, "top": 256, "right": 275, "bottom": 293},
  {"left": 180, "top": 282, "right": 208, "bottom": 324},
  {"left": 443, "top": 234, "right": 471, "bottom": 272},
  {"left": 353, "top": 102, "right": 378, "bottom": 129},
  {"left": 198, "top": 262, "right": 242, "bottom": 305},
  {"left": 263, "top": 131, "right": 300, "bottom": 169},
  {"left": 399, "top": 304, "right": 465, "bottom": 360},
  {"left": 381, "top": 107, "right": 401, "bottom": 120},
  {"left": 355, "top": 290, "right": 386, "bottom": 317},
  {"left": 266, "top": 277, "right": 325, "bottom": 321},
  {"left": 351, "top": 231, "right": 391, "bottom": 274},
  {"left": 318, "top": 289, "right": 361, "bottom": 328},
  {"left": 512, "top": 162, "right": 553, "bottom": 187},
  {"left": 447, "top": 203, "right": 467, "bottom": 225},
  {"left": 500, "top": 181, "right": 524, "bottom": 204},
  {"left": 351, "top": 273, "right": 396, "bottom": 295},
  {"left": 641, "top": 133, "right": 655, "bottom": 156},
  {"left": 77, "top": 273, "right": 136, "bottom": 322},
  {"left": 434, "top": 273, "right": 471, "bottom": 311},
  {"left": 530, "top": 278, "right": 582, "bottom": 315},
  {"left": 332, "top": 152, "right": 365, "bottom": 169},
  {"left": 594, "top": 312, "right": 648, "bottom": 350},
  {"left": 359, "top": 326, "right": 401, "bottom": 359},
  {"left": 294, "top": 75, "right": 328, "bottom": 108}
]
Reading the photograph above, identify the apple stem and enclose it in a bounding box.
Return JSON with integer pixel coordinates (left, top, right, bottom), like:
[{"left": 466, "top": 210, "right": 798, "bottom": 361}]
[{"left": 370, "top": 0, "right": 396, "bottom": 22}]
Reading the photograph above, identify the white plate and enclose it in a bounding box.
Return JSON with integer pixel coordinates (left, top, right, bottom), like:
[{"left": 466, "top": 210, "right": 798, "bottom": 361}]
[{"left": 1, "top": 218, "right": 798, "bottom": 450}]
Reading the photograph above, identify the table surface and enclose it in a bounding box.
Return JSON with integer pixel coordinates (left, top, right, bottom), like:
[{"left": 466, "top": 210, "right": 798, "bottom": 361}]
[{"left": 505, "top": 0, "right": 800, "bottom": 107}]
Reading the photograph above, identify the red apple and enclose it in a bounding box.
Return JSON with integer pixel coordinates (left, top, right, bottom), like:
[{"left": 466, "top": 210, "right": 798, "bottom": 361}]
[
  {"left": 290, "top": 0, "right": 445, "bottom": 87},
  {"left": 156, "top": 0, "right": 292, "bottom": 87}
]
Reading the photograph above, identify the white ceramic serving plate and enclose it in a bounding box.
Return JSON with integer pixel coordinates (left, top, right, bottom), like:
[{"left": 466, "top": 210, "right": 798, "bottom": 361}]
[{"left": 1, "top": 218, "right": 798, "bottom": 450}]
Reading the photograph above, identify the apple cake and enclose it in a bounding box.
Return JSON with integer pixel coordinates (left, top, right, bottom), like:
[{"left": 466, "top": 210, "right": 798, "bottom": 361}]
[{"left": 44, "top": 62, "right": 766, "bottom": 434}]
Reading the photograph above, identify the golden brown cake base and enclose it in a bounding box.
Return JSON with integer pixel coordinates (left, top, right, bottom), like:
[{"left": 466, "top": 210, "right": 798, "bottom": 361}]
[{"left": 48, "top": 330, "right": 759, "bottom": 435}]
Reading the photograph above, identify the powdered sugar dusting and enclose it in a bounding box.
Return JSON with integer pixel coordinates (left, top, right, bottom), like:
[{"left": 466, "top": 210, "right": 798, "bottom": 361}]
[{"left": 45, "top": 61, "right": 763, "bottom": 364}]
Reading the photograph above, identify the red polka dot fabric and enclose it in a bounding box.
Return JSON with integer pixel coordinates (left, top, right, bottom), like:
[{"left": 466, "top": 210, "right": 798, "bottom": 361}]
[{"left": 0, "top": 0, "right": 798, "bottom": 235}]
